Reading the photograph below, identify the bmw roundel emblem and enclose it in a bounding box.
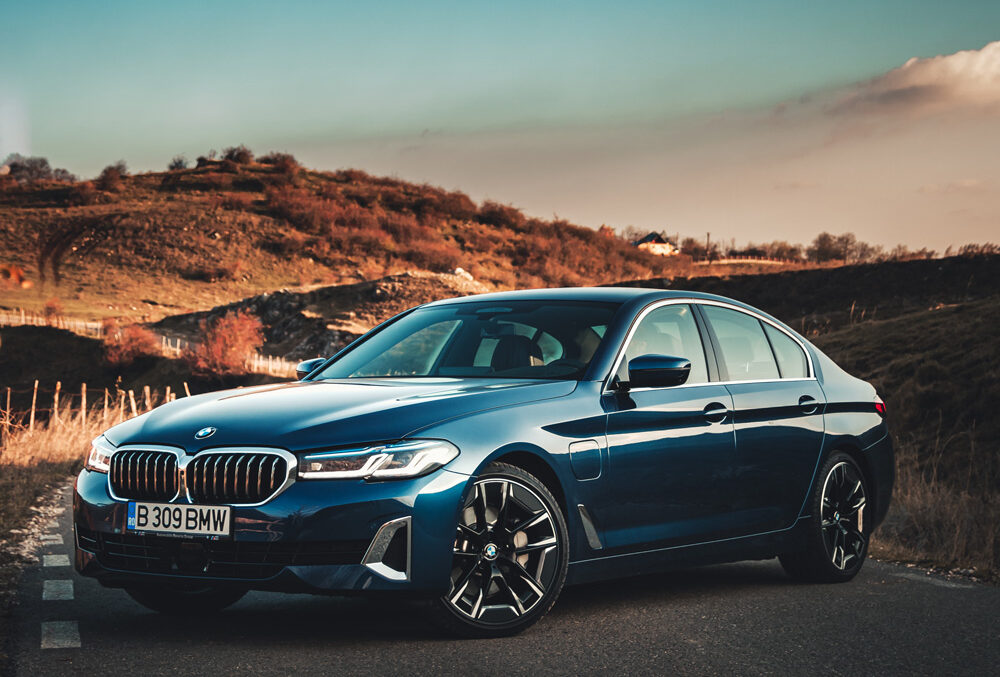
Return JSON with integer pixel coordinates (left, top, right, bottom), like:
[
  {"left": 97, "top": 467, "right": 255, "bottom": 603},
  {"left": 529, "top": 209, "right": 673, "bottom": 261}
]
[
  {"left": 195, "top": 426, "right": 217, "bottom": 440},
  {"left": 483, "top": 543, "right": 498, "bottom": 560}
]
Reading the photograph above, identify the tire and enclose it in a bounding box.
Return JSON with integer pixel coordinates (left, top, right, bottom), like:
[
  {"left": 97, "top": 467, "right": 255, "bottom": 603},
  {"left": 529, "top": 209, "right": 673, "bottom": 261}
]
[
  {"left": 429, "top": 462, "right": 569, "bottom": 638},
  {"left": 780, "top": 452, "right": 870, "bottom": 583},
  {"left": 125, "top": 584, "right": 247, "bottom": 616}
]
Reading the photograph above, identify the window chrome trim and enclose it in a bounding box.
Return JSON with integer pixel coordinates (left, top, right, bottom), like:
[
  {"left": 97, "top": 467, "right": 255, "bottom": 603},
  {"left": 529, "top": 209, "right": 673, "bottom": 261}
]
[
  {"left": 105, "top": 444, "right": 298, "bottom": 508},
  {"left": 603, "top": 298, "right": 816, "bottom": 394}
]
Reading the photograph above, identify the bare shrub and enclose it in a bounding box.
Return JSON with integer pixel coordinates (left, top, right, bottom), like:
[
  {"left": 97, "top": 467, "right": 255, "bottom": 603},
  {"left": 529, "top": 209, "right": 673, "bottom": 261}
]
[
  {"left": 42, "top": 298, "right": 63, "bottom": 324},
  {"left": 96, "top": 161, "right": 128, "bottom": 192},
  {"left": 222, "top": 145, "right": 254, "bottom": 165},
  {"left": 168, "top": 155, "right": 189, "bottom": 171},
  {"left": 186, "top": 310, "right": 264, "bottom": 376},
  {"left": 259, "top": 152, "right": 299, "bottom": 174},
  {"left": 69, "top": 181, "right": 99, "bottom": 206},
  {"left": 102, "top": 318, "right": 160, "bottom": 366},
  {"left": 181, "top": 261, "right": 243, "bottom": 282}
]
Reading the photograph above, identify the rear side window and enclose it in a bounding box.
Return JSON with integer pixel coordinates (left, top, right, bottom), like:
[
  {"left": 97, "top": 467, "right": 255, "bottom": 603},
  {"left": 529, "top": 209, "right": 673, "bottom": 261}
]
[
  {"left": 618, "top": 304, "right": 709, "bottom": 385},
  {"left": 763, "top": 324, "right": 809, "bottom": 378},
  {"left": 701, "top": 306, "right": 779, "bottom": 381}
]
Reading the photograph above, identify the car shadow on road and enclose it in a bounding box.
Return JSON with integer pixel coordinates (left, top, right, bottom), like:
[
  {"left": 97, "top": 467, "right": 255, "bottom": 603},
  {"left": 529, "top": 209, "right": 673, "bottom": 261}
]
[{"left": 76, "top": 560, "right": 795, "bottom": 645}]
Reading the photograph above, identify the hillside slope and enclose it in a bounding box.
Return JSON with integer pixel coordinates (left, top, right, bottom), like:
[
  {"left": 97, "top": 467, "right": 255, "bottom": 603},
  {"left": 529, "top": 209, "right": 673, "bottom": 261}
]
[
  {"left": 813, "top": 296, "right": 999, "bottom": 576},
  {"left": 0, "top": 160, "right": 684, "bottom": 321}
]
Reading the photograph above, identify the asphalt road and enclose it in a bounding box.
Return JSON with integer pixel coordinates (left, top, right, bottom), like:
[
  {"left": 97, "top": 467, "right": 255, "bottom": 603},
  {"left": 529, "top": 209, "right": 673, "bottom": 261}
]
[{"left": 6, "top": 488, "right": 998, "bottom": 676}]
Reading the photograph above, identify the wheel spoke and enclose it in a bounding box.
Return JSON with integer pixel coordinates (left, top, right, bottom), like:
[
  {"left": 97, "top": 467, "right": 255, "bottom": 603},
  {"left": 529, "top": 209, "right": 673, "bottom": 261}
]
[
  {"left": 496, "top": 481, "right": 513, "bottom": 527},
  {"left": 473, "top": 484, "right": 489, "bottom": 529},
  {"left": 509, "top": 559, "right": 546, "bottom": 597},
  {"left": 511, "top": 510, "right": 549, "bottom": 533},
  {"left": 495, "top": 568, "right": 526, "bottom": 615},
  {"left": 458, "top": 523, "right": 482, "bottom": 539},
  {"left": 514, "top": 536, "right": 558, "bottom": 554},
  {"left": 449, "top": 561, "right": 480, "bottom": 604}
]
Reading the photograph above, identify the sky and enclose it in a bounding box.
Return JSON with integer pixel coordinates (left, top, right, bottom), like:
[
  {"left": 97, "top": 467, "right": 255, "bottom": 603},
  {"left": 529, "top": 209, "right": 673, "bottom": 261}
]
[{"left": 2, "top": 0, "right": 998, "bottom": 250}]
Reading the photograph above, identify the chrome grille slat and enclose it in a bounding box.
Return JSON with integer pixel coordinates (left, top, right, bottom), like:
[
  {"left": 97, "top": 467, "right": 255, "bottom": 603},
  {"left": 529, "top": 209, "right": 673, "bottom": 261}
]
[
  {"left": 109, "top": 450, "right": 179, "bottom": 502},
  {"left": 110, "top": 449, "right": 288, "bottom": 505},
  {"left": 185, "top": 452, "right": 289, "bottom": 505}
]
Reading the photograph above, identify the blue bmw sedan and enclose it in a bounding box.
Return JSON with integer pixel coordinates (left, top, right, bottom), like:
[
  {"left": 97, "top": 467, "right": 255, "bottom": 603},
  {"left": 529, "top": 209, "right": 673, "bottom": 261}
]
[{"left": 75, "top": 288, "right": 893, "bottom": 637}]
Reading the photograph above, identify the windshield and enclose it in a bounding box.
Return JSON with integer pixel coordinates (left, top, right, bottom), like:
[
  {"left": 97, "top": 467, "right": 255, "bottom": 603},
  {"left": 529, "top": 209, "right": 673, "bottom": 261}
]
[{"left": 313, "top": 300, "right": 620, "bottom": 380}]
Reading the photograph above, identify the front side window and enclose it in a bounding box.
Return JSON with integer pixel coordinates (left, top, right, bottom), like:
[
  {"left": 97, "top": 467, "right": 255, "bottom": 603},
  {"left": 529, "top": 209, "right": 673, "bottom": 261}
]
[
  {"left": 618, "top": 304, "right": 709, "bottom": 385},
  {"left": 701, "top": 305, "right": 779, "bottom": 381},
  {"left": 314, "top": 301, "right": 620, "bottom": 380}
]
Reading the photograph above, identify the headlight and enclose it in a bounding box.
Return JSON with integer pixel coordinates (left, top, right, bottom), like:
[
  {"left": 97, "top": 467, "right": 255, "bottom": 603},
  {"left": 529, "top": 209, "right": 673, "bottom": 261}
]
[
  {"left": 85, "top": 435, "right": 116, "bottom": 473},
  {"left": 298, "top": 440, "right": 459, "bottom": 481}
]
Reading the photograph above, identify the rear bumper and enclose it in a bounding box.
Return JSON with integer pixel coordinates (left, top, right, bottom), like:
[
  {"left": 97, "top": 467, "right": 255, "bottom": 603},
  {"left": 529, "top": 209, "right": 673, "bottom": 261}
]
[
  {"left": 862, "top": 433, "right": 894, "bottom": 529},
  {"left": 73, "top": 465, "right": 469, "bottom": 595}
]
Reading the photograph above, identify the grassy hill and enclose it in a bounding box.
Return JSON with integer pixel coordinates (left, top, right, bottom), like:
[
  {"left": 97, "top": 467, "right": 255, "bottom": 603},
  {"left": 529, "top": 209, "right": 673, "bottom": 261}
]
[
  {"left": 0, "top": 159, "right": 700, "bottom": 321},
  {"left": 814, "top": 296, "right": 999, "bottom": 577}
]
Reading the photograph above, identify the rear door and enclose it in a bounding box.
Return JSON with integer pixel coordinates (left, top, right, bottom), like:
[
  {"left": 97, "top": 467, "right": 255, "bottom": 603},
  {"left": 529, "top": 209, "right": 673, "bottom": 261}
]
[{"left": 698, "top": 304, "right": 825, "bottom": 535}]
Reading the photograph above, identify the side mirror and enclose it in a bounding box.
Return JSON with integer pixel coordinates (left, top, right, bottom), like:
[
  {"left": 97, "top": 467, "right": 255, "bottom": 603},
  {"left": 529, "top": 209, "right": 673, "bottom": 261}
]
[
  {"left": 296, "top": 357, "right": 327, "bottom": 380},
  {"left": 626, "top": 355, "right": 691, "bottom": 388}
]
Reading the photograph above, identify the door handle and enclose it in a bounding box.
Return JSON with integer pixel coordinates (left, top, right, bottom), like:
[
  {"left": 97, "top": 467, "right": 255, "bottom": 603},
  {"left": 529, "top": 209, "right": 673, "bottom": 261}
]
[
  {"left": 798, "top": 395, "right": 819, "bottom": 414},
  {"left": 703, "top": 402, "right": 729, "bottom": 423}
]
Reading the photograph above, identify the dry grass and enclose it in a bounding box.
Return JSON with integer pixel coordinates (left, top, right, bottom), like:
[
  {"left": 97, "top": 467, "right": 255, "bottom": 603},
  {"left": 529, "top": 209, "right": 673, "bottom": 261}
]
[
  {"left": 871, "top": 436, "right": 998, "bottom": 579},
  {"left": 814, "top": 296, "right": 1000, "bottom": 579}
]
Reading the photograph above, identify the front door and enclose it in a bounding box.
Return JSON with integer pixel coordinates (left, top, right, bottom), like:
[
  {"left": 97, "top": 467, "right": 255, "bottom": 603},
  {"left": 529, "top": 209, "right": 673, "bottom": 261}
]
[{"left": 596, "top": 303, "right": 738, "bottom": 551}]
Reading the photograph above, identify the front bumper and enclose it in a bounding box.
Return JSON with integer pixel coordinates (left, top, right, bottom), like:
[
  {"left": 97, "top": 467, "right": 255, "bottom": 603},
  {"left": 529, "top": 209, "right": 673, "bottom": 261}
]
[{"left": 73, "top": 465, "right": 469, "bottom": 596}]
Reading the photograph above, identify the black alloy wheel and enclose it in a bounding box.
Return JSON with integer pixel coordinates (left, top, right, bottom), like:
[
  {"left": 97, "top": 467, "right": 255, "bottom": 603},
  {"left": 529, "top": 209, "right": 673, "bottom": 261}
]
[
  {"left": 780, "top": 452, "right": 870, "bottom": 583},
  {"left": 432, "top": 462, "right": 568, "bottom": 637}
]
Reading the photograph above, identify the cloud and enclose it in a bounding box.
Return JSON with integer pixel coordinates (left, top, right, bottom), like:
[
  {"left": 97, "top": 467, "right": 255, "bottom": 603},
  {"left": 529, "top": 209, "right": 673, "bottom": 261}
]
[
  {"left": 917, "top": 179, "right": 989, "bottom": 195},
  {"left": 829, "top": 41, "right": 1000, "bottom": 117}
]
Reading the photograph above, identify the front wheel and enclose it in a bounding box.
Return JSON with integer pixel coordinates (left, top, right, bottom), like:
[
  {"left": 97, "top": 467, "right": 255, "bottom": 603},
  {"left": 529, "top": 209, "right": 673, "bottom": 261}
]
[
  {"left": 780, "top": 452, "right": 870, "bottom": 583},
  {"left": 430, "top": 463, "right": 569, "bottom": 638},
  {"left": 125, "top": 584, "right": 247, "bottom": 616}
]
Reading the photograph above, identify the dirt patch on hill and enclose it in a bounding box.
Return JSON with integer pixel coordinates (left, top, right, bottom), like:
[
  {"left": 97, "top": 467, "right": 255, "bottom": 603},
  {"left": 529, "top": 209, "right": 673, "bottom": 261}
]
[{"left": 152, "top": 271, "right": 489, "bottom": 360}]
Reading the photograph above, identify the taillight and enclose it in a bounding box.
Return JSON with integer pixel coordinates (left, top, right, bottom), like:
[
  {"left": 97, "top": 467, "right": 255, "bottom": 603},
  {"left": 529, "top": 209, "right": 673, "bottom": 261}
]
[{"left": 874, "top": 397, "right": 886, "bottom": 417}]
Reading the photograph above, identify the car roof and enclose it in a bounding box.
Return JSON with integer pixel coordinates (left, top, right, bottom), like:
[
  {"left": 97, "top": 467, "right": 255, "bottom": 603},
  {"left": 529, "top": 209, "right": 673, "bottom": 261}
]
[{"left": 422, "top": 286, "right": 742, "bottom": 307}]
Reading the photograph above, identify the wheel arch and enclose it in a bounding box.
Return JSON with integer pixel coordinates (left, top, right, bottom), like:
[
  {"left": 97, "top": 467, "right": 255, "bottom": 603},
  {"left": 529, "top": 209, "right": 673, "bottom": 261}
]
[
  {"left": 825, "top": 442, "right": 879, "bottom": 521},
  {"left": 475, "top": 447, "right": 570, "bottom": 521}
]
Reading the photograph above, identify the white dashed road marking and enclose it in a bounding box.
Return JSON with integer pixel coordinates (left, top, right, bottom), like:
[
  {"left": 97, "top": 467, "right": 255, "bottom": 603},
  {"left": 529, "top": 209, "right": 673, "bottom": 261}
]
[
  {"left": 41, "top": 621, "right": 81, "bottom": 649},
  {"left": 43, "top": 579, "right": 75, "bottom": 601},
  {"left": 42, "top": 554, "right": 70, "bottom": 567},
  {"left": 39, "top": 534, "right": 64, "bottom": 544}
]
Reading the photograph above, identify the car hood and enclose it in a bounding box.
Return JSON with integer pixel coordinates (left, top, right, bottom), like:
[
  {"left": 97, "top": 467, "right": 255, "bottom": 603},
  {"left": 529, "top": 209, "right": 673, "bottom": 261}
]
[{"left": 103, "top": 378, "right": 577, "bottom": 453}]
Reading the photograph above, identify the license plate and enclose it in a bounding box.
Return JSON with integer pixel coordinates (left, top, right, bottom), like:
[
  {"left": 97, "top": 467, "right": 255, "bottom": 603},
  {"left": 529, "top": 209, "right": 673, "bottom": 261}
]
[{"left": 127, "top": 502, "right": 231, "bottom": 538}]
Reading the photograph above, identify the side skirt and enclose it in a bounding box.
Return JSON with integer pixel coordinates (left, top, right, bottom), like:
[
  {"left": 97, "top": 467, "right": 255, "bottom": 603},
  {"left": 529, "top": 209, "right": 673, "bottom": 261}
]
[{"left": 565, "top": 516, "right": 812, "bottom": 586}]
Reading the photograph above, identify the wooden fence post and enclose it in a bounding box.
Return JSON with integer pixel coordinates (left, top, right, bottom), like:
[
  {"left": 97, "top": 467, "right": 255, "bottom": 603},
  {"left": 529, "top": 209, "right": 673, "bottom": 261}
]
[
  {"left": 164, "top": 385, "right": 171, "bottom": 402},
  {"left": 183, "top": 382, "right": 191, "bottom": 397},
  {"left": 80, "top": 383, "right": 87, "bottom": 429},
  {"left": 2, "top": 386, "right": 10, "bottom": 444},
  {"left": 103, "top": 388, "right": 109, "bottom": 421},
  {"left": 53, "top": 381, "right": 61, "bottom": 425},
  {"left": 143, "top": 385, "right": 151, "bottom": 411},
  {"left": 29, "top": 379, "right": 38, "bottom": 431},
  {"left": 128, "top": 390, "right": 137, "bottom": 417},
  {"left": 118, "top": 392, "right": 125, "bottom": 422}
]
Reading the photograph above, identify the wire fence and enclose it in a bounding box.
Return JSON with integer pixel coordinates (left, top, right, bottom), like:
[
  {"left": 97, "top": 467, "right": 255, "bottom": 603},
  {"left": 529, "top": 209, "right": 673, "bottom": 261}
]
[
  {"left": 0, "top": 308, "right": 297, "bottom": 378},
  {"left": 0, "top": 380, "right": 179, "bottom": 448}
]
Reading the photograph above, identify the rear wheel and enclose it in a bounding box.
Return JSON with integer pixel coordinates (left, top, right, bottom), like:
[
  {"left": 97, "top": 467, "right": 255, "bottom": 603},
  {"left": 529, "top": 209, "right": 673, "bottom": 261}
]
[
  {"left": 780, "top": 452, "right": 870, "bottom": 583},
  {"left": 125, "top": 584, "right": 247, "bottom": 616},
  {"left": 430, "top": 462, "right": 568, "bottom": 638}
]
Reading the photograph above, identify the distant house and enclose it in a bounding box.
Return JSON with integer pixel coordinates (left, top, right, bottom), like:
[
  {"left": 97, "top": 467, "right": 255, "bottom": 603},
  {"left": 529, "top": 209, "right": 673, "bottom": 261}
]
[{"left": 632, "top": 232, "right": 679, "bottom": 257}]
